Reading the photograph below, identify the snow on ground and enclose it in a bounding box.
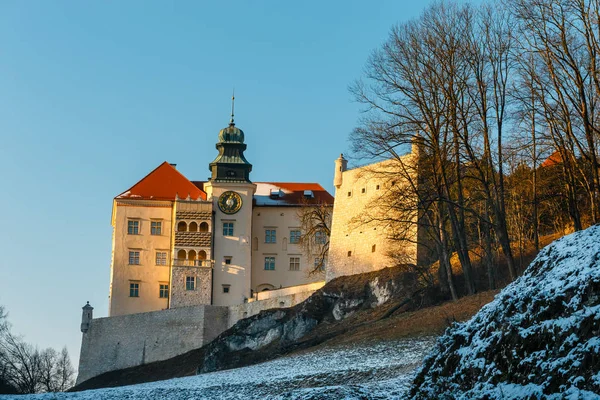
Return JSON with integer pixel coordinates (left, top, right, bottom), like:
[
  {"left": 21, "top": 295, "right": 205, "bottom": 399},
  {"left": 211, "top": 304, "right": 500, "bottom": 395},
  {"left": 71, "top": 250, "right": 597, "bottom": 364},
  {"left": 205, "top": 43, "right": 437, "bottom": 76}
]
[
  {"left": 412, "top": 225, "right": 600, "bottom": 399},
  {"left": 5, "top": 337, "right": 435, "bottom": 400}
]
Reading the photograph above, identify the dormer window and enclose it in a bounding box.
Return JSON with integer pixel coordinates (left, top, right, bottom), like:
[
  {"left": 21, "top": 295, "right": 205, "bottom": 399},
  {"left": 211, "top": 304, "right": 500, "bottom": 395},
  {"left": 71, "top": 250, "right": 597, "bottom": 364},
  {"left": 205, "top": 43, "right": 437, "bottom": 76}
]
[
  {"left": 270, "top": 189, "right": 283, "bottom": 198},
  {"left": 303, "top": 190, "right": 314, "bottom": 198}
]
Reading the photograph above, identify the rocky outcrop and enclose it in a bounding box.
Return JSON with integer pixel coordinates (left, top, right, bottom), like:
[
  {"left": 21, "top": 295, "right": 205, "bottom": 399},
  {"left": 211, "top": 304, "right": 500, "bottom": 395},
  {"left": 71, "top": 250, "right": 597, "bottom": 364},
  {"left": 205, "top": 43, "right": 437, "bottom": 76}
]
[
  {"left": 410, "top": 224, "right": 600, "bottom": 399},
  {"left": 197, "top": 266, "right": 422, "bottom": 373}
]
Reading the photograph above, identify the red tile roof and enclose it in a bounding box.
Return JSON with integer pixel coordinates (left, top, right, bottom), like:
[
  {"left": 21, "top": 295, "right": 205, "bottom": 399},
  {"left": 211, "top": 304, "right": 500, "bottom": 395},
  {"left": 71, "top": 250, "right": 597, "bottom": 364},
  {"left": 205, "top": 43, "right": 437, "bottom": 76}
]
[
  {"left": 254, "top": 182, "right": 334, "bottom": 206},
  {"left": 541, "top": 151, "right": 563, "bottom": 168},
  {"left": 116, "top": 162, "right": 207, "bottom": 201}
]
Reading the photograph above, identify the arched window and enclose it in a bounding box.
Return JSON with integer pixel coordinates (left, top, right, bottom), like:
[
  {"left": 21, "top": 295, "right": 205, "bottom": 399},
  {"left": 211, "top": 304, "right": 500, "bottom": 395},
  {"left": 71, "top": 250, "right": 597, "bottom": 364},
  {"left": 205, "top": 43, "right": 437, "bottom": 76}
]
[
  {"left": 188, "top": 250, "right": 196, "bottom": 261},
  {"left": 198, "top": 250, "right": 207, "bottom": 260},
  {"left": 177, "top": 221, "right": 187, "bottom": 232},
  {"left": 256, "top": 283, "right": 275, "bottom": 292},
  {"left": 189, "top": 222, "right": 198, "bottom": 232},
  {"left": 177, "top": 249, "right": 187, "bottom": 260},
  {"left": 199, "top": 222, "right": 209, "bottom": 232}
]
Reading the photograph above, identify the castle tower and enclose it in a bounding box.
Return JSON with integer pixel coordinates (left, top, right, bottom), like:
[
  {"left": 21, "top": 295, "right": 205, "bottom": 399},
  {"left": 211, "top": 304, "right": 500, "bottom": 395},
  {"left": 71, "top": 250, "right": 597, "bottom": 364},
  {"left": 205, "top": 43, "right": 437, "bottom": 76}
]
[
  {"left": 333, "top": 153, "right": 347, "bottom": 189},
  {"left": 204, "top": 96, "right": 256, "bottom": 306},
  {"left": 411, "top": 134, "right": 424, "bottom": 160},
  {"left": 80, "top": 301, "right": 93, "bottom": 333}
]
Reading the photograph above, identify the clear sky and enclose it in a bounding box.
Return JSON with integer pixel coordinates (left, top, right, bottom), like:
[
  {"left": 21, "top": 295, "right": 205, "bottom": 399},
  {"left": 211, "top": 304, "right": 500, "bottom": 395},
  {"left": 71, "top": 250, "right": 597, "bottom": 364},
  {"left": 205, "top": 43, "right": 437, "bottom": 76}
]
[{"left": 0, "top": 0, "right": 473, "bottom": 367}]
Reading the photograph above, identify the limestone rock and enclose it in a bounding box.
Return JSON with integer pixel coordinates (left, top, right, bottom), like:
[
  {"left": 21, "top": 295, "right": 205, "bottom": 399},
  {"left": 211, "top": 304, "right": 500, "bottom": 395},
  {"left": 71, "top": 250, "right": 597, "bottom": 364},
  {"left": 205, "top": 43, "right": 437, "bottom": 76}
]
[{"left": 410, "top": 225, "right": 600, "bottom": 399}]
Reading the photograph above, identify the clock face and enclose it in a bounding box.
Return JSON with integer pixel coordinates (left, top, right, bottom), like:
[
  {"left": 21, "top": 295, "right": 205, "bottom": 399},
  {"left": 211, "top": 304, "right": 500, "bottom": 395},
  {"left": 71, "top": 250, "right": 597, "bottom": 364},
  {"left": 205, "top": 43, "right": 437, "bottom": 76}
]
[{"left": 218, "top": 191, "right": 243, "bottom": 214}]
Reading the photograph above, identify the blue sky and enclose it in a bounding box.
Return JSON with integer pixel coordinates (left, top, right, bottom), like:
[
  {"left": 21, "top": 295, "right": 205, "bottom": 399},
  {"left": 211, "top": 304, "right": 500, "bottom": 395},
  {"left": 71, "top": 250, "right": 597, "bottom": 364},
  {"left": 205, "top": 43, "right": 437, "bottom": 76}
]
[{"left": 0, "top": 0, "right": 471, "bottom": 367}]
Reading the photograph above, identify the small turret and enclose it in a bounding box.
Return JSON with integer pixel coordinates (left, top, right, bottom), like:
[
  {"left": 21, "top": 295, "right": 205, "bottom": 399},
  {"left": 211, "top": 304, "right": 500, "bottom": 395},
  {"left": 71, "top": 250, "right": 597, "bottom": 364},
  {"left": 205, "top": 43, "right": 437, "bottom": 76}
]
[
  {"left": 411, "top": 134, "right": 424, "bottom": 159},
  {"left": 334, "top": 154, "right": 348, "bottom": 189},
  {"left": 80, "top": 301, "right": 94, "bottom": 333}
]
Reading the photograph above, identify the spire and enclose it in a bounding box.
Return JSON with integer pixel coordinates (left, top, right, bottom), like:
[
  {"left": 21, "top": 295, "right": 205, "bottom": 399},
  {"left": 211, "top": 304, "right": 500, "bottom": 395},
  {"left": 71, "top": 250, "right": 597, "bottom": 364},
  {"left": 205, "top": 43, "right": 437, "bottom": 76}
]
[{"left": 230, "top": 90, "right": 235, "bottom": 126}]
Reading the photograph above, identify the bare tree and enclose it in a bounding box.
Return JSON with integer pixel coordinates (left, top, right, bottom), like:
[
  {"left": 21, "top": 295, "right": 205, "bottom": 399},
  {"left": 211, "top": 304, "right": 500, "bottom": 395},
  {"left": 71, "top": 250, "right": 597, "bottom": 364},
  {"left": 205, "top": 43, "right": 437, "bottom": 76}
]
[
  {"left": 511, "top": 0, "right": 600, "bottom": 228},
  {"left": 297, "top": 200, "right": 332, "bottom": 275},
  {"left": 0, "top": 331, "right": 41, "bottom": 394},
  {"left": 0, "top": 306, "right": 74, "bottom": 394}
]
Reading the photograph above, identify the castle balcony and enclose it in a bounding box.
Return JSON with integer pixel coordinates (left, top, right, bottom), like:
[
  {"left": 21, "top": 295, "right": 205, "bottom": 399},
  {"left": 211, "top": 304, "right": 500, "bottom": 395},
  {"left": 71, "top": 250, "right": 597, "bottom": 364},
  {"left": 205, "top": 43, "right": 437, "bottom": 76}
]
[{"left": 173, "top": 259, "right": 212, "bottom": 268}]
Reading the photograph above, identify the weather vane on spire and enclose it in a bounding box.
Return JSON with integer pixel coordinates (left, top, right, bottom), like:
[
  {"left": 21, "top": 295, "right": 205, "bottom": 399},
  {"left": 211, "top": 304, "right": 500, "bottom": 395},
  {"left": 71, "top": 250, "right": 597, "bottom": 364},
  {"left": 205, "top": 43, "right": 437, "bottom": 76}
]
[{"left": 230, "top": 89, "right": 235, "bottom": 125}]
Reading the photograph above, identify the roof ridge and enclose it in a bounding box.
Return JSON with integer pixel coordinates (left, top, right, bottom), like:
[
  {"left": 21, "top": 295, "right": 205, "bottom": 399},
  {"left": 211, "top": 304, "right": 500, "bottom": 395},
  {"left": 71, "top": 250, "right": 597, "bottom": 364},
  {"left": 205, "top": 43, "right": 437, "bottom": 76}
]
[
  {"left": 116, "top": 162, "right": 207, "bottom": 201},
  {"left": 116, "top": 161, "right": 172, "bottom": 198}
]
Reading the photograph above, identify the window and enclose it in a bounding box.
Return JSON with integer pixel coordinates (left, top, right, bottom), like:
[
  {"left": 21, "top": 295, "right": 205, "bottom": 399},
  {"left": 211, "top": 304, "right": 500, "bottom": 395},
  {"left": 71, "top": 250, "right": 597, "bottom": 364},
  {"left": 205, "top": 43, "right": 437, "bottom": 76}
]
[
  {"left": 129, "top": 251, "right": 140, "bottom": 265},
  {"left": 264, "top": 256, "right": 275, "bottom": 270},
  {"left": 155, "top": 251, "right": 167, "bottom": 266},
  {"left": 289, "top": 257, "right": 300, "bottom": 271},
  {"left": 159, "top": 284, "right": 169, "bottom": 298},
  {"left": 376, "top": 184, "right": 380, "bottom": 190},
  {"left": 361, "top": 188, "right": 366, "bottom": 194},
  {"left": 347, "top": 191, "right": 352, "bottom": 197},
  {"left": 129, "top": 282, "right": 139, "bottom": 297},
  {"left": 186, "top": 276, "right": 195, "bottom": 291},
  {"left": 315, "top": 231, "right": 327, "bottom": 245},
  {"left": 265, "top": 229, "right": 276, "bottom": 243},
  {"left": 222, "top": 285, "right": 230, "bottom": 293},
  {"left": 223, "top": 222, "right": 234, "bottom": 236},
  {"left": 224, "top": 257, "right": 232, "bottom": 265},
  {"left": 372, "top": 244, "right": 377, "bottom": 253},
  {"left": 290, "top": 230, "right": 301, "bottom": 244},
  {"left": 151, "top": 221, "right": 162, "bottom": 235},
  {"left": 347, "top": 251, "right": 352, "bottom": 257},
  {"left": 127, "top": 220, "right": 139, "bottom": 235}
]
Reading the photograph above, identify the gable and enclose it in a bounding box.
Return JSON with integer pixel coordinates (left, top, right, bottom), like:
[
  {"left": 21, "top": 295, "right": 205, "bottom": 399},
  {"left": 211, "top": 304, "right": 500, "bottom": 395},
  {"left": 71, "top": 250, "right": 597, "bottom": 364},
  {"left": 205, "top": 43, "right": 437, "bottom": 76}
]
[{"left": 116, "top": 162, "right": 207, "bottom": 201}]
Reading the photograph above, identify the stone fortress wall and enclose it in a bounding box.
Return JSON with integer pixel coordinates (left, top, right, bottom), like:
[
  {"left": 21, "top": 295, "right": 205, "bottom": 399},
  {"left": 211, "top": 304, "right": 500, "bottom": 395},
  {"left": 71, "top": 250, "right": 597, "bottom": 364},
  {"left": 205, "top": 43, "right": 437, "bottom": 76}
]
[
  {"left": 77, "top": 305, "right": 228, "bottom": 385},
  {"left": 327, "top": 142, "right": 422, "bottom": 282},
  {"left": 76, "top": 283, "right": 322, "bottom": 385}
]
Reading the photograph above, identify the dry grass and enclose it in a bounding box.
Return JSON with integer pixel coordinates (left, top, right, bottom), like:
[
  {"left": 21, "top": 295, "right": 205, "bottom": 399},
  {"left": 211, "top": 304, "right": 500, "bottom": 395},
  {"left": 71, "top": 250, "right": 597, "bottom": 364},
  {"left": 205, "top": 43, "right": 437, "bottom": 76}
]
[{"left": 322, "top": 290, "right": 499, "bottom": 348}]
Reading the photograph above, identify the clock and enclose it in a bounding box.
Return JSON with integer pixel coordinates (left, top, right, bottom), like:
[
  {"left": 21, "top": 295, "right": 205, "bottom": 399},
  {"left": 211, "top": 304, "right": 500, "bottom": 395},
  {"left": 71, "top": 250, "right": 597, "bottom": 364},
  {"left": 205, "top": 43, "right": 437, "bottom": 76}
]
[{"left": 218, "top": 191, "right": 243, "bottom": 214}]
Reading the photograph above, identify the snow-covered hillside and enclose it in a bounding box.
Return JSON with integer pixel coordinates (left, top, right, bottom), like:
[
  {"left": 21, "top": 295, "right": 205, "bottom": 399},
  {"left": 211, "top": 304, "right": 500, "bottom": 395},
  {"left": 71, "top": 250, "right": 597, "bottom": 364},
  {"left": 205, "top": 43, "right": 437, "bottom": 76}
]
[
  {"left": 7, "top": 337, "right": 434, "bottom": 399},
  {"left": 411, "top": 225, "right": 600, "bottom": 399}
]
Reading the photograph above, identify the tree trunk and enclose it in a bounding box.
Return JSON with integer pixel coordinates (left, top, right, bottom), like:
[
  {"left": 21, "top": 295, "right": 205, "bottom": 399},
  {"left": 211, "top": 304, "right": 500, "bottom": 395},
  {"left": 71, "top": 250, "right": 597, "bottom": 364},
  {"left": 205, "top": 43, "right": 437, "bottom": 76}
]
[{"left": 439, "top": 216, "right": 457, "bottom": 301}]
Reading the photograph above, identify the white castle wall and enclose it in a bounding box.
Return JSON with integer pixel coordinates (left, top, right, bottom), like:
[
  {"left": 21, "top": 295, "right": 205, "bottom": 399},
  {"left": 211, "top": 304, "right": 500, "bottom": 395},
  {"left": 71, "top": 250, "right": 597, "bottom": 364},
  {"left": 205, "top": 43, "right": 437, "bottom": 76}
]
[
  {"left": 228, "top": 281, "right": 325, "bottom": 328},
  {"left": 327, "top": 152, "right": 419, "bottom": 282},
  {"left": 77, "top": 282, "right": 323, "bottom": 385},
  {"left": 251, "top": 205, "right": 325, "bottom": 292},
  {"left": 76, "top": 305, "right": 228, "bottom": 385}
]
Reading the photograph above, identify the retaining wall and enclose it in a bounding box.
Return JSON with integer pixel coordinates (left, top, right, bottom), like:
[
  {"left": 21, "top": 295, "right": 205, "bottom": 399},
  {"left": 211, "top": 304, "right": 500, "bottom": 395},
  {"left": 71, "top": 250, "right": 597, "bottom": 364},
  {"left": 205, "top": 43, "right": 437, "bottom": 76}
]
[
  {"left": 76, "top": 305, "right": 228, "bottom": 385},
  {"left": 228, "top": 282, "right": 324, "bottom": 328}
]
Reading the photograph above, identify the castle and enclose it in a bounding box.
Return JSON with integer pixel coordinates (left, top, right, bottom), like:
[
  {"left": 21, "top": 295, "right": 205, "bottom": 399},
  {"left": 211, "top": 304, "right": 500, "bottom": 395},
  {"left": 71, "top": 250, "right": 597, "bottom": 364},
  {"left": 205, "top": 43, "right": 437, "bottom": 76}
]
[
  {"left": 76, "top": 109, "right": 422, "bottom": 384},
  {"left": 108, "top": 112, "right": 333, "bottom": 316}
]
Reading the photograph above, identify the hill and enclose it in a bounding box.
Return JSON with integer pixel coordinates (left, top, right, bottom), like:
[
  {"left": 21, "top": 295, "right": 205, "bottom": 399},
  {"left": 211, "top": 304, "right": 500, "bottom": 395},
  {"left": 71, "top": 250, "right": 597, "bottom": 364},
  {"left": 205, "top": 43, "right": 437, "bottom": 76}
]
[{"left": 410, "top": 224, "right": 600, "bottom": 399}]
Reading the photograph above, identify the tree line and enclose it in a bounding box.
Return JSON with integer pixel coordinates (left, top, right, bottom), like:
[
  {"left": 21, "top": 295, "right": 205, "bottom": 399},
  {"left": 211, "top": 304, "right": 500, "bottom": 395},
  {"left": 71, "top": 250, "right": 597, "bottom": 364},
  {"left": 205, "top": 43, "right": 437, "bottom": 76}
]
[
  {"left": 0, "top": 305, "right": 74, "bottom": 394},
  {"left": 350, "top": 0, "right": 600, "bottom": 298}
]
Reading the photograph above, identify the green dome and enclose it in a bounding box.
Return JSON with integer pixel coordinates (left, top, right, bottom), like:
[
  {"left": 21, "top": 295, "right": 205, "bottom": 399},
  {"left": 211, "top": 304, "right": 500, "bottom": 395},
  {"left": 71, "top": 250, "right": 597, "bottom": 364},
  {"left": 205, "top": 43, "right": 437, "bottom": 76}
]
[{"left": 218, "top": 123, "right": 245, "bottom": 143}]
